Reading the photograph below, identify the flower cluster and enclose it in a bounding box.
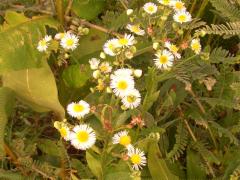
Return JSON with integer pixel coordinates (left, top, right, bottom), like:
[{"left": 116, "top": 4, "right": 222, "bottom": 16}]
[
  {"left": 37, "top": 31, "right": 79, "bottom": 52},
  {"left": 54, "top": 100, "right": 96, "bottom": 151},
  {"left": 112, "top": 130, "right": 147, "bottom": 171}
]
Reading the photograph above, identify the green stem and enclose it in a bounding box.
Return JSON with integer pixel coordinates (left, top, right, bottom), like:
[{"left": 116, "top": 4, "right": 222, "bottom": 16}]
[
  {"left": 55, "top": 0, "right": 64, "bottom": 24},
  {"left": 196, "top": 0, "right": 209, "bottom": 18}
]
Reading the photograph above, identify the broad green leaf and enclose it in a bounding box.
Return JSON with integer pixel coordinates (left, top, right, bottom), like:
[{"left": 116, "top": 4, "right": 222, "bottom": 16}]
[
  {"left": 105, "top": 160, "right": 131, "bottom": 180},
  {"left": 148, "top": 140, "right": 179, "bottom": 180},
  {"left": 71, "top": 158, "right": 94, "bottom": 179},
  {"left": 62, "top": 64, "right": 91, "bottom": 88},
  {"left": 2, "top": 64, "right": 65, "bottom": 119},
  {"left": 86, "top": 150, "right": 103, "bottom": 179},
  {"left": 187, "top": 149, "right": 206, "bottom": 180},
  {"left": 71, "top": 0, "right": 106, "bottom": 20},
  {"left": 71, "top": 29, "right": 107, "bottom": 64},
  {"left": 37, "top": 139, "right": 60, "bottom": 156},
  {"left": 0, "top": 11, "right": 58, "bottom": 74},
  {"left": 0, "top": 87, "right": 15, "bottom": 157}
]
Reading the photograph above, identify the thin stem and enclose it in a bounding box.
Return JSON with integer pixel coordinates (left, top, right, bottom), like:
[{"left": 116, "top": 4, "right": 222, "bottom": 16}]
[
  {"left": 196, "top": 0, "right": 209, "bottom": 18},
  {"left": 119, "top": 0, "right": 128, "bottom": 10},
  {"left": 64, "top": 0, "right": 73, "bottom": 17},
  {"left": 55, "top": 0, "right": 64, "bottom": 24}
]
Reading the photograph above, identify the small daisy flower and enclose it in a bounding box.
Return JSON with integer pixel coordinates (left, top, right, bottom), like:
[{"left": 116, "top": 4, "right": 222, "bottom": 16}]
[
  {"left": 143, "top": 2, "right": 158, "bottom": 15},
  {"left": 99, "top": 62, "right": 112, "bottom": 74},
  {"left": 103, "top": 38, "right": 120, "bottom": 56},
  {"left": 173, "top": 10, "right": 192, "bottom": 24},
  {"left": 54, "top": 32, "right": 66, "bottom": 40},
  {"left": 37, "top": 35, "right": 52, "bottom": 52},
  {"left": 70, "top": 124, "right": 96, "bottom": 150},
  {"left": 154, "top": 50, "right": 174, "bottom": 69},
  {"left": 112, "top": 130, "right": 132, "bottom": 149},
  {"left": 60, "top": 33, "right": 79, "bottom": 50},
  {"left": 110, "top": 74, "right": 135, "bottom": 97},
  {"left": 89, "top": 58, "right": 100, "bottom": 70},
  {"left": 158, "top": 0, "right": 171, "bottom": 6},
  {"left": 190, "top": 38, "right": 201, "bottom": 54},
  {"left": 67, "top": 100, "right": 90, "bottom": 119},
  {"left": 128, "top": 147, "right": 147, "bottom": 171},
  {"left": 122, "top": 89, "right": 141, "bottom": 109},
  {"left": 117, "top": 34, "right": 135, "bottom": 48},
  {"left": 165, "top": 41, "right": 181, "bottom": 59},
  {"left": 170, "top": 0, "right": 186, "bottom": 11},
  {"left": 126, "top": 24, "right": 145, "bottom": 36}
]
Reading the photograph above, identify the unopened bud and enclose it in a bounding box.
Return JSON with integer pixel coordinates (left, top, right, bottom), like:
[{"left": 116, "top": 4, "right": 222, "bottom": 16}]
[
  {"left": 93, "top": 70, "right": 101, "bottom": 79},
  {"left": 100, "top": 52, "right": 106, "bottom": 59},
  {"left": 126, "top": 9, "right": 133, "bottom": 16},
  {"left": 153, "top": 42, "right": 159, "bottom": 50},
  {"left": 133, "top": 69, "right": 142, "bottom": 78}
]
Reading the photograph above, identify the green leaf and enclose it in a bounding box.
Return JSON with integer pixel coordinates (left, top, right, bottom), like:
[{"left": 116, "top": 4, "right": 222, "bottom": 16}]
[
  {"left": 148, "top": 140, "right": 179, "bottom": 180},
  {"left": 0, "top": 87, "right": 15, "bottom": 157},
  {"left": 2, "top": 63, "right": 65, "bottom": 119},
  {"left": 72, "top": 0, "right": 106, "bottom": 20},
  {"left": 71, "top": 158, "right": 94, "bottom": 178},
  {"left": 86, "top": 150, "right": 103, "bottom": 179},
  {"left": 37, "top": 139, "right": 60, "bottom": 156},
  {"left": 187, "top": 149, "right": 206, "bottom": 180},
  {"left": 62, "top": 64, "right": 91, "bottom": 88},
  {"left": 105, "top": 160, "right": 131, "bottom": 180},
  {"left": 0, "top": 11, "right": 58, "bottom": 74}
]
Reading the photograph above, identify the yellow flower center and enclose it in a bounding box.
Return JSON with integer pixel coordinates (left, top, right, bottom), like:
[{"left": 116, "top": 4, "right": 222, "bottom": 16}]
[
  {"left": 77, "top": 131, "right": 89, "bottom": 143},
  {"left": 73, "top": 104, "right": 85, "bottom": 112},
  {"left": 108, "top": 43, "right": 115, "bottom": 51},
  {"left": 66, "top": 39, "right": 74, "bottom": 46},
  {"left": 178, "top": 15, "right": 187, "bottom": 22},
  {"left": 119, "top": 135, "right": 131, "bottom": 146},
  {"left": 39, "top": 40, "right": 47, "bottom": 46},
  {"left": 131, "top": 154, "right": 141, "bottom": 164},
  {"left": 117, "top": 81, "right": 128, "bottom": 90},
  {"left": 159, "top": 55, "right": 168, "bottom": 64},
  {"left": 118, "top": 38, "right": 128, "bottom": 46},
  {"left": 132, "top": 25, "right": 140, "bottom": 33},
  {"left": 170, "top": 45, "right": 179, "bottom": 53},
  {"left": 163, "top": 0, "right": 170, "bottom": 5},
  {"left": 147, "top": 6, "right": 155, "bottom": 12},
  {"left": 175, "top": 2, "right": 184, "bottom": 10},
  {"left": 127, "top": 95, "right": 136, "bottom": 103},
  {"left": 191, "top": 42, "right": 200, "bottom": 51},
  {"left": 59, "top": 127, "right": 67, "bottom": 138},
  {"left": 100, "top": 64, "right": 108, "bottom": 72}
]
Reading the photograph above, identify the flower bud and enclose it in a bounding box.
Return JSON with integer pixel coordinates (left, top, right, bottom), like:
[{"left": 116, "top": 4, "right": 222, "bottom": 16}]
[
  {"left": 125, "top": 50, "right": 134, "bottom": 59},
  {"left": 133, "top": 69, "right": 142, "bottom": 78},
  {"left": 153, "top": 42, "right": 159, "bottom": 50},
  {"left": 106, "top": 87, "right": 112, "bottom": 93},
  {"left": 100, "top": 52, "right": 106, "bottom": 59},
  {"left": 126, "top": 9, "right": 133, "bottom": 15},
  {"left": 93, "top": 70, "right": 101, "bottom": 79}
]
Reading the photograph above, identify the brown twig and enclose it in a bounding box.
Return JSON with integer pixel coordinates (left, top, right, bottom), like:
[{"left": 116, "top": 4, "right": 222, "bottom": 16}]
[{"left": 64, "top": 0, "right": 73, "bottom": 17}]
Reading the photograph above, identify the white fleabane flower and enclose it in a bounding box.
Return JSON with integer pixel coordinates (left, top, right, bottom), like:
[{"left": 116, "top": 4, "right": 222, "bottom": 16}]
[
  {"left": 103, "top": 38, "right": 120, "bottom": 56},
  {"left": 128, "top": 147, "right": 147, "bottom": 171},
  {"left": 110, "top": 74, "right": 135, "bottom": 97},
  {"left": 126, "top": 24, "right": 145, "bottom": 36},
  {"left": 154, "top": 50, "right": 174, "bottom": 69},
  {"left": 99, "top": 62, "right": 112, "bottom": 74},
  {"left": 112, "top": 130, "right": 132, "bottom": 149},
  {"left": 143, "top": 2, "right": 158, "bottom": 14},
  {"left": 70, "top": 124, "right": 96, "bottom": 150},
  {"left": 165, "top": 41, "right": 181, "bottom": 59},
  {"left": 122, "top": 89, "right": 141, "bottom": 109},
  {"left": 89, "top": 58, "right": 100, "bottom": 70},
  {"left": 67, "top": 100, "right": 90, "bottom": 119},
  {"left": 60, "top": 33, "right": 79, "bottom": 50},
  {"left": 190, "top": 38, "right": 201, "bottom": 54},
  {"left": 173, "top": 10, "right": 192, "bottom": 24},
  {"left": 170, "top": 0, "right": 186, "bottom": 11},
  {"left": 117, "top": 34, "right": 135, "bottom": 47},
  {"left": 37, "top": 35, "right": 52, "bottom": 52},
  {"left": 158, "top": 0, "right": 171, "bottom": 6}
]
